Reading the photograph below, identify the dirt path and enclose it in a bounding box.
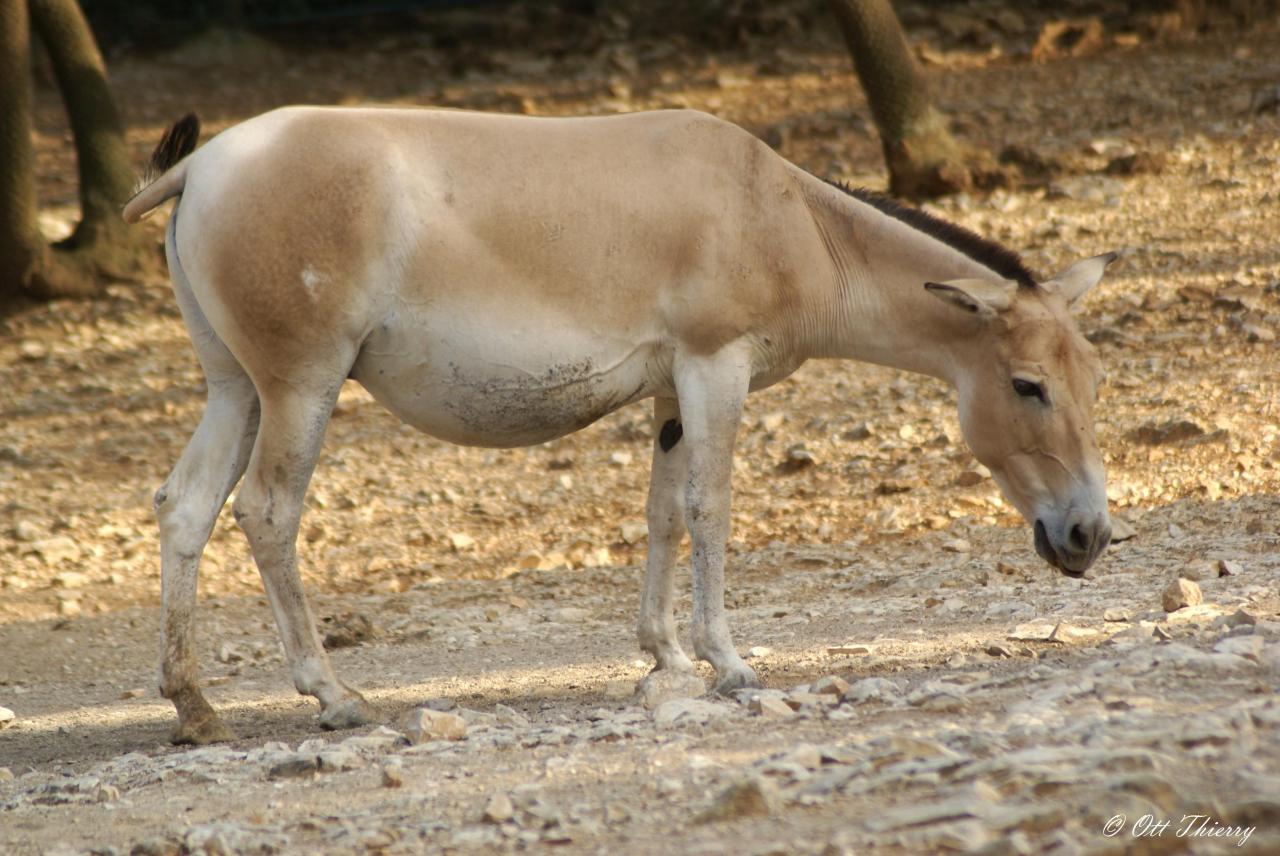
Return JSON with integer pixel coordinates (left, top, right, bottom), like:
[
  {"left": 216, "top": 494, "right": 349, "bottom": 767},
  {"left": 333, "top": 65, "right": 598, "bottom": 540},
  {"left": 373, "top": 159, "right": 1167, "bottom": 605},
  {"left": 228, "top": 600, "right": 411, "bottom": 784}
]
[{"left": 3, "top": 20, "right": 1280, "bottom": 856}]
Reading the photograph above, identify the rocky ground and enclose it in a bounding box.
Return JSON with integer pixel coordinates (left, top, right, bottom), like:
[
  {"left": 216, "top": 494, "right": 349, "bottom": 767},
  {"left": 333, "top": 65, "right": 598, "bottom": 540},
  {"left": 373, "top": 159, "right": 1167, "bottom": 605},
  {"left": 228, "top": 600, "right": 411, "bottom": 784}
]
[{"left": 3, "top": 9, "right": 1280, "bottom": 856}]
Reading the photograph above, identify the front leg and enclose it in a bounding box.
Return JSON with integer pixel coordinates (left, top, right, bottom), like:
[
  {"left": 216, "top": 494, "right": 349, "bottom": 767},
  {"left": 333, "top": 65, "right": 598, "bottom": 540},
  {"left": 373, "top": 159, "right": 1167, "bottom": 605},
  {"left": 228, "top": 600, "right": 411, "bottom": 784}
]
[{"left": 675, "top": 345, "right": 760, "bottom": 695}]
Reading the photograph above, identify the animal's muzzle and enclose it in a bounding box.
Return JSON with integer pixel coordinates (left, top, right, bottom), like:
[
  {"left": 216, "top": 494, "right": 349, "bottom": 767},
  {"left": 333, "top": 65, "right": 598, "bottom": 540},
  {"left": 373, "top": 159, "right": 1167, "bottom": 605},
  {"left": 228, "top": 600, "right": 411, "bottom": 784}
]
[{"left": 1034, "top": 515, "right": 1111, "bottom": 577}]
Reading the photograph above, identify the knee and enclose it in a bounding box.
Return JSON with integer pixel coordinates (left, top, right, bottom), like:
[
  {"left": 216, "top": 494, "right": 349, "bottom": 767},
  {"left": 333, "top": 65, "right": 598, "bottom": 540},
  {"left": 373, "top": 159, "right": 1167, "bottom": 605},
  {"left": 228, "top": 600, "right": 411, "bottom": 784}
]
[
  {"left": 645, "top": 506, "right": 685, "bottom": 541},
  {"left": 231, "top": 491, "right": 272, "bottom": 552},
  {"left": 232, "top": 484, "right": 297, "bottom": 558},
  {"left": 683, "top": 489, "right": 709, "bottom": 525},
  {"left": 155, "top": 482, "right": 203, "bottom": 548},
  {"left": 231, "top": 483, "right": 273, "bottom": 533},
  {"left": 154, "top": 482, "right": 182, "bottom": 526}
]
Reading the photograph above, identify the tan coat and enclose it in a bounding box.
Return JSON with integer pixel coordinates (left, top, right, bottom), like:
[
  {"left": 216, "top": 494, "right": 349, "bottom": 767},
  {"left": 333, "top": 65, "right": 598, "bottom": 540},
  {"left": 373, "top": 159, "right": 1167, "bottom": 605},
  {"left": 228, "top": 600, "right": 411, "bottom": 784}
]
[{"left": 127, "top": 107, "right": 1114, "bottom": 742}]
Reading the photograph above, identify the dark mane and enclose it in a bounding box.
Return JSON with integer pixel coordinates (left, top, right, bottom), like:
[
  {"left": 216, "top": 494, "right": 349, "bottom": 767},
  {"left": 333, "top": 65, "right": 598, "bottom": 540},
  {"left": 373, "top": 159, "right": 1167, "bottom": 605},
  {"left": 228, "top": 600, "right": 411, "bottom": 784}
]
[{"left": 827, "top": 182, "right": 1038, "bottom": 288}]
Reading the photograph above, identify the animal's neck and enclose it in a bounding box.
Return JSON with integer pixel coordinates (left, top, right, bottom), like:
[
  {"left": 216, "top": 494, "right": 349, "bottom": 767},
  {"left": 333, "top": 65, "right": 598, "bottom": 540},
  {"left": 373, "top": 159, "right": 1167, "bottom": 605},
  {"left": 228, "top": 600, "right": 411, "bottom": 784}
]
[{"left": 788, "top": 168, "right": 1005, "bottom": 386}]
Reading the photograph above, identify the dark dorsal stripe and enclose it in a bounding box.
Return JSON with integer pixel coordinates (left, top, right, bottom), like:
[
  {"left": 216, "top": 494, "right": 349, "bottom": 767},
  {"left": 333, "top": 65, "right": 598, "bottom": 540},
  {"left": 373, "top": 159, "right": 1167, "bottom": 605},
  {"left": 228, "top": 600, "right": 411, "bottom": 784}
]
[{"left": 827, "top": 182, "right": 1038, "bottom": 288}]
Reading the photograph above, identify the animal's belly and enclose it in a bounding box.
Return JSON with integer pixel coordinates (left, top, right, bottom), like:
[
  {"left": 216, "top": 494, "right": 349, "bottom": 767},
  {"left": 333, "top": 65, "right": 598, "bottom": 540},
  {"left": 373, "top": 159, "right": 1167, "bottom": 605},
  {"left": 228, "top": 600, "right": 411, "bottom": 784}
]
[{"left": 350, "top": 318, "right": 660, "bottom": 447}]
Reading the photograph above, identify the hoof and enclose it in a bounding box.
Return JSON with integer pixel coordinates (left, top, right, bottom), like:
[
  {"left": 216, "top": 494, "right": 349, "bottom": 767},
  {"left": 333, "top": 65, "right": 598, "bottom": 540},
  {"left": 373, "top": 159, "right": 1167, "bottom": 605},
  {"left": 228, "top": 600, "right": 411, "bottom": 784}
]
[
  {"left": 711, "top": 666, "right": 761, "bottom": 697},
  {"left": 319, "top": 693, "right": 376, "bottom": 731},
  {"left": 171, "top": 714, "right": 235, "bottom": 746}
]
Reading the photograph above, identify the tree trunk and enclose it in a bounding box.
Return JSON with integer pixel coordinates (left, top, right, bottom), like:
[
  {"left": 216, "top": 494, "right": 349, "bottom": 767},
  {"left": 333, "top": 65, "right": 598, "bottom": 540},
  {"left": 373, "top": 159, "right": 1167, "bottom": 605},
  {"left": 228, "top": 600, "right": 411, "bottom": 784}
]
[
  {"left": 0, "top": 0, "right": 44, "bottom": 303},
  {"left": 828, "top": 0, "right": 972, "bottom": 198},
  {"left": 1, "top": 0, "right": 152, "bottom": 309},
  {"left": 29, "top": 0, "right": 142, "bottom": 271}
]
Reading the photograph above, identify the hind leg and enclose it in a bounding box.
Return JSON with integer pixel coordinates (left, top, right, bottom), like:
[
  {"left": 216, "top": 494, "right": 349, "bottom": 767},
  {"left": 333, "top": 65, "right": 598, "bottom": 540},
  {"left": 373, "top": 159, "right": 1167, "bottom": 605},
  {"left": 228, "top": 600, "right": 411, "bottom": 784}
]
[
  {"left": 158, "top": 374, "right": 258, "bottom": 744},
  {"left": 157, "top": 280, "right": 261, "bottom": 743},
  {"left": 232, "top": 374, "right": 374, "bottom": 730}
]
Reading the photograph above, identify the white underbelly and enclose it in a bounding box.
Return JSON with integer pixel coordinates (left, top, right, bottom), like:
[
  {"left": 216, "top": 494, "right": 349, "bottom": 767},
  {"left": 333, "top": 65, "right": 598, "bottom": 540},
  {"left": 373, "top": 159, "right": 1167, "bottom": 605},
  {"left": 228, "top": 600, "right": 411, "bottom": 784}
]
[{"left": 350, "top": 313, "right": 663, "bottom": 447}]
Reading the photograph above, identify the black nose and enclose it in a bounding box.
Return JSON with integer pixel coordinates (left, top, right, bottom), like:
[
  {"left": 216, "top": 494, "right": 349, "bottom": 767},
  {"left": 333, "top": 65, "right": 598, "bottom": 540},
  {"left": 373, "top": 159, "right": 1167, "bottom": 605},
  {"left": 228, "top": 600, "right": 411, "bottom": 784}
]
[
  {"left": 1068, "top": 517, "right": 1111, "bottom": 559},
  {"left": 1035, "top": 515, "right": 1110, "bottom": 576}
]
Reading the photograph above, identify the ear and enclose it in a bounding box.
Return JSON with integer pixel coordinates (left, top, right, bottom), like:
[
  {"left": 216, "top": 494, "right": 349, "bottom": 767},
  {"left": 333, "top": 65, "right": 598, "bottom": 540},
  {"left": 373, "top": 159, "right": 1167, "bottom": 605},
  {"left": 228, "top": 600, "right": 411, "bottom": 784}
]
[
  {"left": 924, "top": 278, "right": 1016, "bottom": 318},
  {"left": 1044, "top": 252, "right": 1117, "bottom": 306}
]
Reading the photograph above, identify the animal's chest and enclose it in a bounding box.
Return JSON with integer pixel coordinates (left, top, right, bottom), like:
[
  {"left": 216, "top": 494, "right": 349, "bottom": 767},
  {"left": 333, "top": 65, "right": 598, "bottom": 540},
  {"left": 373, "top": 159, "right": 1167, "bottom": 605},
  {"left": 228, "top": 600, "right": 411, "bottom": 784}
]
[{"left": 350, "top": 312, "right": 661, "bottom": 447}]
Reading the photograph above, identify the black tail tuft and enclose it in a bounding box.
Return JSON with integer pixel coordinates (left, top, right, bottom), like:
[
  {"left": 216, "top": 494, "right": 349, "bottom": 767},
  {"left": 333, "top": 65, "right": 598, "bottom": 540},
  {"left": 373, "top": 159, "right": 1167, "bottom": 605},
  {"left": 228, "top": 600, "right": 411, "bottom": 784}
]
[{"left": 145, "top": 113, "right": 200, "bottom": 182}]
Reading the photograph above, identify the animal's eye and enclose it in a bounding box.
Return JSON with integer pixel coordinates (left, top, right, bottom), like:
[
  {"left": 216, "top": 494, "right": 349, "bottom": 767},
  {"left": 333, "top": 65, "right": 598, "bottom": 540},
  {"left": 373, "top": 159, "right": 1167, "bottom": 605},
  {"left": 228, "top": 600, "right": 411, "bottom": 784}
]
[{"left": 1012, "top": 378, "right": 1046, "bottom": 402}]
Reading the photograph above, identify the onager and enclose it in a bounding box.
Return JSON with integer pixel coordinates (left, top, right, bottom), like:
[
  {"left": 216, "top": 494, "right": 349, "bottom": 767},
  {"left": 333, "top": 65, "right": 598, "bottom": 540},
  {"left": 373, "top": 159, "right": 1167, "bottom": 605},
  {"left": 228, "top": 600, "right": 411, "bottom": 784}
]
[{"left": 125, "top": 107, "right": 1115, "bottom": 743}]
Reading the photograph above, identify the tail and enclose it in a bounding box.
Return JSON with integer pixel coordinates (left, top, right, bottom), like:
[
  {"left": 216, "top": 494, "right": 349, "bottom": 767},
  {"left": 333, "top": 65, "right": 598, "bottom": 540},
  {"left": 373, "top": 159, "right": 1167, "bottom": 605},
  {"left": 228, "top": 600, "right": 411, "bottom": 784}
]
[{"left": 122, "top": 114, "right": 201, "bottom": 224}]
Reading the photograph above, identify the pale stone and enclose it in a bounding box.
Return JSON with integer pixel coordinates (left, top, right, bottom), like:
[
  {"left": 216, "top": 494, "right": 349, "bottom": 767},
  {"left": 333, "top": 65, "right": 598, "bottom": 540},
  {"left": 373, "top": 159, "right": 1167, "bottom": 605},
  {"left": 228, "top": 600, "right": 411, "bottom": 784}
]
[
  {"left": 1110, "top": 515, "right": 1137, "bottom": 542},
  {"left": 866, "top": 796, "right": 988, "bottom": 832},
  {"left": 316, "top": 749, "right": 362, "bottom": 772},
  {"left": 602, "top": 679, "right": 634, "bottom": 700},
  {"left": 826, "top": 643, "right": 872, "bottom": 656},
  {"left": 811, "top": 675, "right": 850, "bottom": 696},
  {"left": 781, "top": 743, "right": 823, "bottom": 771},
  {"left": 696, "top": 777, "right": 778, "bottom": 823},
  {"left": 636, "top": 669, "right": 706, "bottom": 710},
  {"left": 380, "top": 764, "right": 404, "bottom": 788},
  {"left": 1049, "top": 622, "right": 1101, "bottom": 643},
  {"left": 1179, "top": 559, "right": 1216, "bottom": 581},
  {"left": 403, "top": 707, "right": 468, "bottom": 743},
  {"left": 653, "top": 698, "right": 730, "bottom": 728},
  {"left": 30, "top": 537, "right": 80, "bottom": 566},
  {"left": 785, "top": 691, "right": 835, "bottom": 710},
  {"left": 18, "top": 340, "right": 47, "bottom": 360},
  {"left": 1214, "top": 635, "right": 1263, "bottom": 661},
  {"left": 841, "top": 677, "right": 902, "bottom": 705},
  {"left": 1009, "top": 622, "right": 1056, "bottom": 642},
  {"left": 1162, "top": 578, "right": 1203, "bottom": 612},
  {"left": 552, "top": 606, "right": 589, "bottom": 623},
  {"left": 447, "top": 532, "right": 476, "bottom": 551},
  {"left": 759, "top": 412, "right": 786, "bottom": 432},
  {"left": 749, "top": 695, "right": 795, "bottom": 718},
  {"left": 216, "top": 641, "right": 244, "bottom": 663},
  {"left": 52, "top": 571, "right": 90, "bottom": 589},
  {"left": 1217, "top": 559, "right": 1243, "bottom": 576},
  {"left": 267, "top": 755, "right": 319, "bottom": 779},
  {"left": 1213, "top": 609, "right": 1257, "bottom": 629},
  {"left": 483, "top": 791, "right": 515, "bottom": 823}
]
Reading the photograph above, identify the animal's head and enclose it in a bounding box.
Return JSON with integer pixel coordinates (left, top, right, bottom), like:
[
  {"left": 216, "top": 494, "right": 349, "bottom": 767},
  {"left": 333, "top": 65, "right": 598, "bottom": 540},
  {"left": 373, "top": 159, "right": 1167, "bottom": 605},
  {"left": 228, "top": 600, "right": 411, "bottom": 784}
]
[{"left": 925, "top": 253, "right": 1116, "bottom": 576}]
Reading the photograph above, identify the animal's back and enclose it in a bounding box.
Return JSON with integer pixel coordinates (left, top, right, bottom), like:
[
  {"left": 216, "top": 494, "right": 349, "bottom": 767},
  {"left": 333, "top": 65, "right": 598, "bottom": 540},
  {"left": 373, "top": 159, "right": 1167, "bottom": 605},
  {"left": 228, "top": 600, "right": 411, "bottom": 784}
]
[
  {"left": 179, "top": 105, "right": 804, "bottom": 321},
  {"left": 169, "top": 107, "right": 819, "bottom": 443}
]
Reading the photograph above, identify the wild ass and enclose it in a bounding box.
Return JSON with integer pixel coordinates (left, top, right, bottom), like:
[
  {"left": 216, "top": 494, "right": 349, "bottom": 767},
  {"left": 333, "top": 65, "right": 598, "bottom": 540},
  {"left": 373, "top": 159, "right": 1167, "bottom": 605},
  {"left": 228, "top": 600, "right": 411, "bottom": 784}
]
[{"left": 125, "top": 107, "right": 1114, "bottom": 743}]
